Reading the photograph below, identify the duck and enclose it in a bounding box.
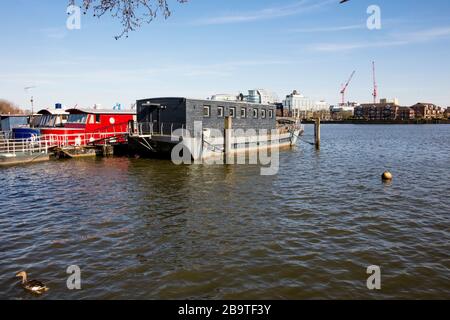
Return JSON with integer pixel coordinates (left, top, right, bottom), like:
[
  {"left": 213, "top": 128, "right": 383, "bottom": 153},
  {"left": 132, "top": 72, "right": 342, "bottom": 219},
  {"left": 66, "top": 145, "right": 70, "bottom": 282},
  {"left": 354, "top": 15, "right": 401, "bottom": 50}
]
[{"left": 15, "top": 271, "right": 49, "bottom": 295}]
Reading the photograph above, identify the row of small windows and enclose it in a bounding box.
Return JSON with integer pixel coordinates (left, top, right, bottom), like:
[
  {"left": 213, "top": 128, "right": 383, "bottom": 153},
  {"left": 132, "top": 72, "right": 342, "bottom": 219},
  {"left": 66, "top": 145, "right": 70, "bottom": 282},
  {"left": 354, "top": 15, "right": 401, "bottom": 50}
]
[{"left": 203, "top": 106, "right": 274, "bottom": 119}]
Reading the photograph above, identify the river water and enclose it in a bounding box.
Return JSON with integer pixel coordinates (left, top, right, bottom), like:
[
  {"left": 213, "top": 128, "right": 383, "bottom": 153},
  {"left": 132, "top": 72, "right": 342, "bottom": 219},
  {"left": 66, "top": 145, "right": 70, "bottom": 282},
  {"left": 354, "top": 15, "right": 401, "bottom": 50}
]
[{"left": 1, "top": 124, "right": 449, "bottom": 299}]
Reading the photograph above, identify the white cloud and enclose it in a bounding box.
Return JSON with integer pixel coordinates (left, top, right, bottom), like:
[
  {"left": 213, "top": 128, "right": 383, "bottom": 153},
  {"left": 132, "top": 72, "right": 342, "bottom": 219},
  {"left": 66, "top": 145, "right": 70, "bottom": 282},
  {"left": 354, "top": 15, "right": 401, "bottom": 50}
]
[
  {"left": 39, "top": 27, "right": 68, "bottom": 39},
  {"left": 0, "top": 59, "right": 292, "bottom": 85},
  {"left": 310, "top": 26, "right": 450, "bottom": 52},
  {"left": 310, "top": 40, "right": 407, "bottom": 52},
  {"left": 194, "top": 0, "right": 335, "bottom": 25},
  {"left": 288, "top": 24, "right": 365, "bottom": 33},
  {"left": 399, "top": 26, "right": 450, "bottom": 42}
]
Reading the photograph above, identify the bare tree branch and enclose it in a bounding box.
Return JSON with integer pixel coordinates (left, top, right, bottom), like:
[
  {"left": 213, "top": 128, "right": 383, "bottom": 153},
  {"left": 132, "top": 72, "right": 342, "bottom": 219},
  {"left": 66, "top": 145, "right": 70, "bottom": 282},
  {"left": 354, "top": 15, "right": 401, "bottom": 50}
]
[
  {"left": 69, "top": 0, "right": 188, "bottom": 39},
  {"left": 0, "top": 99, "right": 23, "bottom": 114}
]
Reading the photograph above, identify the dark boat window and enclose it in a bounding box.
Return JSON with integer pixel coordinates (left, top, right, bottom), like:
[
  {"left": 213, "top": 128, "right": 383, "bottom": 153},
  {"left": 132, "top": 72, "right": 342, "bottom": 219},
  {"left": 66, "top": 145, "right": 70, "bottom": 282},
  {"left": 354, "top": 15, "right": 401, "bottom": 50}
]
[
  {"left": 31, "top": 115, "right": 42, "bottom": 127},
  {"left": 253, "top": 109, "right": 258, "bottom": 119},
  {"left": 95, "top": 114, "right": 101, "bottom": 123},
  {"left": 268, "top": 109, "right": 273, "bottom": 118},
  {"left": 38, "top": 115, "right": 56, "bottom": 127},
  {"left": 261, "top": 109, "right": 266, "bottom": 119},
  {"left": 229, "top": 107, "right": 236, "bottom": 118},
  {"left": 217, "top": 106, "right": 224, "bottom": 118},
  {"left": 67, "top": 114, "right": 88, "bottom": 124},
  {"left": 203, "top": 106, "right": 211, "bottom": 118},
  {"left": 241, "top": 108, "right": 246, "bottom": 118}
]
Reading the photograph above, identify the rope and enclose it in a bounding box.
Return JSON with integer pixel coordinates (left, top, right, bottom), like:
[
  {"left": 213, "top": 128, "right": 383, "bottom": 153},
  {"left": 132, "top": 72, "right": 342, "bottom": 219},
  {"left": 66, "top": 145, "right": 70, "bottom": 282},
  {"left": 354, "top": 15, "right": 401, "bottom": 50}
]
[
  {"left": 292, "top": 132, "right": 315, "bottom": 146},
  {"left": 203, "top": 139, "right": 224, "bottom": 153}
]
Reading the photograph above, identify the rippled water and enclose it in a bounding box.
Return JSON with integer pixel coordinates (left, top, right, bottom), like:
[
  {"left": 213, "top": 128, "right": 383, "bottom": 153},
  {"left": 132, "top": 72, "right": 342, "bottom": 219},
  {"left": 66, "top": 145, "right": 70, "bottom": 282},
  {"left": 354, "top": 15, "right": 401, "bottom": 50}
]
[{"left": 1, "top": 124, "right": 449, "bottom": 299}]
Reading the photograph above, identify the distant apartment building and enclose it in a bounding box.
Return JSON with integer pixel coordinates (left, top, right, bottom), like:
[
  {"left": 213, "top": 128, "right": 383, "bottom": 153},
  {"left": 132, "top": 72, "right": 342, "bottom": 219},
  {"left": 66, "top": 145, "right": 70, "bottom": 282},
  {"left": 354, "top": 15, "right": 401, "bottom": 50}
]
[
  {"left": 410, "top": 103, "right": 443, "bottom": 119},
  {"left": 330, "top": 102, "right": 359, "bottom": 120},
  {"left": 445, "top": 107, "right": 450, "bottom": 119},
  {"left": 355, "top": 99, "right": 444, "bottom": 121},
  {"left": 210, "top": 89, "right": 279, "bottom": 105},
  {"left": 275, "top": 102, "right": 291, "bottom": 117},
  {"left": 397, "top": 107, "right": 416, "bottom": 120},
  {"left": 283, "top": 90, "right": 330, "bottom": 119},
  {"left": 355, "top": 99, "right": 402, "bottom": 120},
  {"left": 245, "top": 89, "right": 279, "bottom": 105},
  {"left": 210, "top": 93, "right": 240, "bottom": 102}
]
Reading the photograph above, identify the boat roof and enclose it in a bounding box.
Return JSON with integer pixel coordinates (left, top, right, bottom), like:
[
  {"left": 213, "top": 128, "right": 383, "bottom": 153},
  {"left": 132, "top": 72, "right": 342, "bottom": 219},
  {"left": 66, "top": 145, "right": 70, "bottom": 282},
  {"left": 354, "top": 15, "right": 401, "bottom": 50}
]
[
  {"left": 138, "top": 97, "right": 276, "bottom": 107},
  {"left": 37, "top": 108, "right": 69, "bottom": 115},
  {"left": 66, "top": 108, "right": 135, "bottom": 115},
  {"left": 277, "top": 117, "right": 299, "bottom": 124},
  {"left": 0, "top": 114, "right": 29, "bottom": 118}
]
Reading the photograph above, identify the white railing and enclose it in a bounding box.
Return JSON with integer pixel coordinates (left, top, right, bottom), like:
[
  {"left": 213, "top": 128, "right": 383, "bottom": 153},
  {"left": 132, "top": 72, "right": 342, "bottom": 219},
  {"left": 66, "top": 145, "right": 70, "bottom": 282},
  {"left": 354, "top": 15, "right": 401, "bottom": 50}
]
[
  {"left": 0, "top": 131, "right": 12, "bottom": 140},
  {"left": 1, "top": 131, "right": 130, "bottom": 154},
  {"left": 134, "top": 122, "right": 186, "bottom": 136},
  {"left": 0, "top": 136, "right": 49, "bottom": 155},
  {"left": 40, "top": 131, "right": 129, "bottom": 148}
]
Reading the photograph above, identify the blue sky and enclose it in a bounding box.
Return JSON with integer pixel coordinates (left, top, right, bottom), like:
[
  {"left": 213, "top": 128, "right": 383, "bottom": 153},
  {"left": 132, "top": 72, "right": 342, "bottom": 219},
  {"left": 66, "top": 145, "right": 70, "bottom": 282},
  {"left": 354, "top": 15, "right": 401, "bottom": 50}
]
[{"left": 1, "top": 0, "right": 450, "bottom": 110}]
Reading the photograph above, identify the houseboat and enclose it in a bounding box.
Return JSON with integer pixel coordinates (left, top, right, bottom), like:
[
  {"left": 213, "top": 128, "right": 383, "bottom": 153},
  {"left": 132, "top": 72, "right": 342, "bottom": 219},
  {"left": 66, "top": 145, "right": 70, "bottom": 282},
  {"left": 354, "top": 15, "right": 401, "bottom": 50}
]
[
  {"left": 0, "top": 114, "right": 30, "bottom": 139},
  {"left": 128, "top": 97, "right": 304, "bottom": 160},
  {"left": 0, "top": 114, "right": 50, "bottom": 166},
  {"left": 31, "top": 105, "right": 69, "bottom": 129},
  {"left": 40, "top": 107, "right": 135, "bottom": 147},
  {"left": 12, "top": 106, "right": 70, "bottom": 139}
]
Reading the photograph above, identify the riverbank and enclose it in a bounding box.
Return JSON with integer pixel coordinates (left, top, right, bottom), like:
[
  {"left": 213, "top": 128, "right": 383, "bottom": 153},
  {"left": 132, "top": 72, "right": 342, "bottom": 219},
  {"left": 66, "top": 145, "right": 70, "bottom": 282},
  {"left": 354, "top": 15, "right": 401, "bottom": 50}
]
[{"left": 302, "top": 119, "right": 450, "bottom": 125}]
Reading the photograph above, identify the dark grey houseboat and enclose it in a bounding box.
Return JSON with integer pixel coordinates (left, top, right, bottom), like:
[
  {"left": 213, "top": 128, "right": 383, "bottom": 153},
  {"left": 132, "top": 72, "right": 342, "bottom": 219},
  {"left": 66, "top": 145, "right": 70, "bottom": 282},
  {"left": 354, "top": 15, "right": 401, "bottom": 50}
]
[{"left": 128, "top": 97, "right": 303, "bottom": 160}]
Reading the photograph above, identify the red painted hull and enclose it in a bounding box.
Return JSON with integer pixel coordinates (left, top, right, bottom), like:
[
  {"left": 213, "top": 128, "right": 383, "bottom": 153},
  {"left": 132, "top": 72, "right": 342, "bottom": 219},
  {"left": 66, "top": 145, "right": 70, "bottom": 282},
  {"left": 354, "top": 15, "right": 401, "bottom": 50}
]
[{"left": 40, "top": 113, "right": 134, "bottom": 147}]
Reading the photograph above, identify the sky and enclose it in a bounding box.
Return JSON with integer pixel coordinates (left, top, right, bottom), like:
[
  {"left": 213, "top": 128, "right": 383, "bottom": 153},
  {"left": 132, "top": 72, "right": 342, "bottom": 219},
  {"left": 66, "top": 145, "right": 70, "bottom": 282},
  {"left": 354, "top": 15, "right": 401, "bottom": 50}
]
[{"left": 1, "top": 0, "right": 450, "bottom": 111}]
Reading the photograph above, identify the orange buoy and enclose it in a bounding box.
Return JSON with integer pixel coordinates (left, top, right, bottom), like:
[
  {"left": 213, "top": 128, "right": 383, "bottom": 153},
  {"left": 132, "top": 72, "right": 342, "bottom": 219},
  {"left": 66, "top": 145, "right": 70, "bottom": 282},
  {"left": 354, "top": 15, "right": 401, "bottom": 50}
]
[{"left": 382, "top": 171, "right": 393, "bottom": 181}]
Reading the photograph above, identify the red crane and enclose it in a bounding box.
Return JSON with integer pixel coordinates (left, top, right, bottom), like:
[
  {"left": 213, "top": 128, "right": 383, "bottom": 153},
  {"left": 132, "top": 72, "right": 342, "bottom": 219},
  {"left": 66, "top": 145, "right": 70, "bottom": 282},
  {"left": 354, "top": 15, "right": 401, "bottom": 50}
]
[
  {"left": 372, "top": 61, "right": 378, "bottom": 103},
  {"left": 340, "top": 70, "right": 356, "bottom": 105}
]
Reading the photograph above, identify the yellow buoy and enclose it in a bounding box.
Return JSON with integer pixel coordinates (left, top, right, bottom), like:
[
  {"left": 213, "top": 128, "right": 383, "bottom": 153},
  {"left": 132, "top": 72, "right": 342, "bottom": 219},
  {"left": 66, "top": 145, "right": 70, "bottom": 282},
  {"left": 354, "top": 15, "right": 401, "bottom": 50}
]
[{"left": 382, "top": 171, "right": 393, "bottom": 181}]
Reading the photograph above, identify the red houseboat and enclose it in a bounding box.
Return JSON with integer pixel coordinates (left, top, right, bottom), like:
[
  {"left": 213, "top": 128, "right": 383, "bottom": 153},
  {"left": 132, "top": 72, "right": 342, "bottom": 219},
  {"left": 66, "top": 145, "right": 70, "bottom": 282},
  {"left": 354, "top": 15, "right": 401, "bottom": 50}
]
[{"left": 40, "top": 108, "right": 135, "bottom": 147}]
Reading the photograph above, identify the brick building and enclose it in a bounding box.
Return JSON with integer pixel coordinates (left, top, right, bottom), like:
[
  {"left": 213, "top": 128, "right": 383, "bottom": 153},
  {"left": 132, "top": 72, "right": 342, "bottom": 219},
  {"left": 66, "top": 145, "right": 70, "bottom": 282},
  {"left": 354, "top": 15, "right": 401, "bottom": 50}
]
[
  {"left": 397, "top": 107, "right": 415, "bottom": 120},
  {"left": 355, "top": 100, "right": 444, "bottom": 121},
  {"left": 355, "top": 100, "right": 402, "bottom": 121},
  {"left": 410, "top": 103, "right": 443, "bottom": 119},
  {"left": 445, "top": 107, "right": 450, "bottom": 119}
]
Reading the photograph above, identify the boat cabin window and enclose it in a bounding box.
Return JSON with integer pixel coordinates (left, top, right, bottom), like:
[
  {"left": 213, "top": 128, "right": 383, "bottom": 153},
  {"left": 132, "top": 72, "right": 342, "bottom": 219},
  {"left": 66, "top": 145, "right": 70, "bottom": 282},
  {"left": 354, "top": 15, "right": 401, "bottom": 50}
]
[
  {"left": 261, "top": 109, "right": 266, "bottom": 119},
  {"left": 229, "top": 107, "right": 236, "bottom": 118},
  {"left": 95, "top": 114, "right": 101, "bottom": 123},
  {"left": 31, "top": 115, "right": 42, "bottom": 127},
  {"left": 253, "top": 108, "right": 258, "bottom": 119},
  {"left": 55, "top": 115, "right": 66, "bottom": 127},
  {"left": 39, "top": 115, "right": 56, "bottom": 127},
  {"left": 203, "top": 106, "right": 211, "bottom": 118},
  {"left": 217, "top": 106, "right": 224, "bottom": 118},
  {"left": 240, "top": 108, "right": 246, "bottom": 118},
  {"left": 67, "top": 114, "right": 88, "bottom": 124},
  {"left": 269, "top": 109, "right": 273, "bottom": 119}
]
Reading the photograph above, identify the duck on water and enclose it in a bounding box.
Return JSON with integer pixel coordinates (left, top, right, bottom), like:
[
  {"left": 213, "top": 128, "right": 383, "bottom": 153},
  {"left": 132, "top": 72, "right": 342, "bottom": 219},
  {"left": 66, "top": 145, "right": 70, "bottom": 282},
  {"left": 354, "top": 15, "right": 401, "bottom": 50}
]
[{"left": 15, "top": 271, "right": 49, "bottom": 295}]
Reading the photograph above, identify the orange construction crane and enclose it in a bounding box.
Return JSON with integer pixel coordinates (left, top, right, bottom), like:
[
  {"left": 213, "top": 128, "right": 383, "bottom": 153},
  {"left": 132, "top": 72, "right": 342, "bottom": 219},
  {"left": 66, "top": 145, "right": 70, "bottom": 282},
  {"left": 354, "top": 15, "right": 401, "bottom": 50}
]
[{"left": 372, "top": 61, "right": 378, "bottom": 103}]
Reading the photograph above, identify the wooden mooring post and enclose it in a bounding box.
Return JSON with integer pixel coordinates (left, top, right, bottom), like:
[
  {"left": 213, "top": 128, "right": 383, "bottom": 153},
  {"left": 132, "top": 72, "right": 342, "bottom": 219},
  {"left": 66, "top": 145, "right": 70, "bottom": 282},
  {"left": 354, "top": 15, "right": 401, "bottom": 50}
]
[
  {"left": 224, "top": 116, "right": 233, "bottom": 163},
  {"left": 314, "top": 118, "right": 321, "bottom": 150}
]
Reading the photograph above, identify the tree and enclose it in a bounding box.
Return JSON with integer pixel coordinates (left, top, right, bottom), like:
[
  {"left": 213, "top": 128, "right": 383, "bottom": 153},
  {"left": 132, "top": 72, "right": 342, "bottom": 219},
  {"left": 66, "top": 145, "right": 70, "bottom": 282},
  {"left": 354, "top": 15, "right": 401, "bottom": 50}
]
[
  {"left": 69, "top": 0, "right": 188, "bottom": 39},
  {"left": 0, "top": 100, "right": 23, "bottom": 115}
]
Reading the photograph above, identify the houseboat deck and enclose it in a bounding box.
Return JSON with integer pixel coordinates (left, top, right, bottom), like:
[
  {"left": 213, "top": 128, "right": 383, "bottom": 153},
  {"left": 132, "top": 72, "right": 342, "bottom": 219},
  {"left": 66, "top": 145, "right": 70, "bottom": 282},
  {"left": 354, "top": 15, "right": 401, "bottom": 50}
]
[{"left": 0, "top": 136, "right": 51, "bottom": 166}]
